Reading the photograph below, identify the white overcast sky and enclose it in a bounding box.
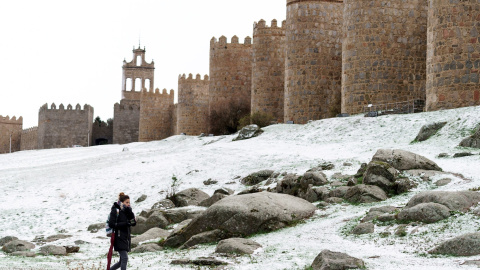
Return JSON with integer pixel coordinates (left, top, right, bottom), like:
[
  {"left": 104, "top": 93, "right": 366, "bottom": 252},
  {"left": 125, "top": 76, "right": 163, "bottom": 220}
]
[{"left": 0, "top": 0, "right": 286, "bottom": 128}]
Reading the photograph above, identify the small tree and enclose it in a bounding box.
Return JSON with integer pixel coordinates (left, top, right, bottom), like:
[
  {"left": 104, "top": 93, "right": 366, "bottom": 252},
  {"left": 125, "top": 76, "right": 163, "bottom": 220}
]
[
  {"left": 238, "top": 111, "right": 275, "bottom": 129},
  {"left": 209, "top": 97, "right": 251, "bottom": 135}
]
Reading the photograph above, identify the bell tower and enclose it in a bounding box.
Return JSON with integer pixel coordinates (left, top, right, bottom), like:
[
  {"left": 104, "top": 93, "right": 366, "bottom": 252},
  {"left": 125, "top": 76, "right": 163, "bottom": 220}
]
[{"left": 121, "top": 46, "right": 155, "bottom": 100}]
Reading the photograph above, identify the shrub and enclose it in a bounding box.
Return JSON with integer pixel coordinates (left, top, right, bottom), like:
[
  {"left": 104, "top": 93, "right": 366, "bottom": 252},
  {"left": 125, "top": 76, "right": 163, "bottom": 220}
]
[
  {"left": 238, "top": 111, "right": 275, "bottom": 129},
  {"left": 209, "top": 97, "right": 250, "bottom": 135}
]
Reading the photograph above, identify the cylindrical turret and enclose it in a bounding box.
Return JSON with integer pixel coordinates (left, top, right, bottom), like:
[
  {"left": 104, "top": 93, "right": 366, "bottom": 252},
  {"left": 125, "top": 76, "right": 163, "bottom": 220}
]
[
  {"left": 285, "top": 0, "right": 343, "bottom": 124},
  {"left": 342, "top": 0, "right": 428, "bottom": 114},
  {"left": 252, "top": 19, "right": 286, "bottom": 122},
  {"left": 426, "top": 0, "right": 480, "bottom": 110},
  {"left": 177, "top": 74, "right": 210, "bottom": 135}
]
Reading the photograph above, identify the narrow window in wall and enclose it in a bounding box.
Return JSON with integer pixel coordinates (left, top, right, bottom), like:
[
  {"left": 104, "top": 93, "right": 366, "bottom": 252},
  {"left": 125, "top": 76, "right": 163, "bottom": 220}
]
[
  {"left": 136, "top": 55, "right": 142, "bottom": 66},
  {"left": 145, "top": 79, "right": 151, "bottom": 91},
  {"left": 135, "top": 78, "right": 142, "bottom": 92},
  {"left": 126, "top": 78, "right": 133, "bottom": 91}
]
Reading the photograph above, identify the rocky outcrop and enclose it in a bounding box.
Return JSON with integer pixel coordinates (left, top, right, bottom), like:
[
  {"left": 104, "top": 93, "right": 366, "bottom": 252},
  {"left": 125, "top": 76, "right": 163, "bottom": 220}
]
[
  {"left": 397, "top": 203, "right": 451, "bottom": 224},
  {"left": 404, "top": 191, "right": 480, "bottom": 212},
  {"left": 164, "top": 192, "right": 316, "bottom": 248},
  {"left": 362, "top": 161, "right": 399, "bottom": 194},
  {"left": 87, "top": 223, "right": 104, "bottom": 233},
  {"left": 361, "top": 206, "right": 398, "bottom": 223},
  {"left": 215, "top": 238, "right": 262, "bottom": 255},
  {"left": 199, "top": 193, "right": 227, "bottom": 207},
  {"left": 459, "top": 127, "right": 480, "bottom": 148},
  {"left": 414, "top": 122, "right": 447, "bottom": 142},
  {"left": 131, "top": 211, "right": 169, "bottom": 234},
  {"left": 241, "top": 170, "right": 274, "bottom": 185},
  {"left": 430, "top": 233, "right": 480, "bottom": 256},
  {"left": 131, "top": 228, "right": 170, "bottom": 248},
  {"left": 131, "top": 243, "right": 163, "bottom": 253},
  {"left": 170, "top": 188, "right": 210, "bottom": 207},
  {"left": 0, "top": 236, "right": 18, "bottom": 246},
  {"left": 344, "top": 184, "right": 388, "bottom": 203},
  {"left": 372, "top": 149, "right": 442, "bottom": 171},
  {"left": 39, "top": 245, "right": 67, "bottom": 256},
  {"left": 351, "top": 223, "right": 374, "bottom": 235},
  {"left": 2, "top": 240, "right": 35, "bottom": 253},
  {"left": 151, "top": 199, "right": 176, "bottom": 210},
  {"left": 233, "top": 124, "right": 264, "bottom": 141},
  {"left": 311, "top": 250, "right": 365, "bottom": 270}
]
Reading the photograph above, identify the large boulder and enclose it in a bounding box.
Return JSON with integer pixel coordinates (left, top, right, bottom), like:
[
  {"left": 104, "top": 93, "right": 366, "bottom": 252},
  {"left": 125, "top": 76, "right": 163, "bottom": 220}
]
[
  {"left": 164, "top": 192, "right": 316, "bottom": 248},
  {"left": 0, "top": 236, "right": 18, "bottom": 246},
  {"left": 131, "top": 228, "right": 170, "bottom": 248},
  {"left": 344, "top": 184, "right": 388, "bottom": 204},
  {"left": 351, "top": 223, "right": 374, "bottom": 235},
  {"left": 397, "top": 203, "right": 451, "bottom": 224},
  {"left": 171, "top": 188, "right": 210, "bottom": 207},
  {"left": 361, "top": 206, "right": 398, "bottom": 223},
  {"left": 163, "top": 208, "right": 205, "bottom": 224},
  {"left": 199, "top": 193, "right": 227, "bottom": 207},
  {"left": 87, "top": 223, "right": 105, "bottom": 233},
  {"left": 39, "top": 245, "right": 67, "bottom": 256},
  {"left": 2, "top": 240, "right": 35, "bottom": 253},
  {"left": 311, "top": 250, "right": 365, "bottom": 270},
  {"left": 302, "top": 171, "right": 328, "bottom": 187},
  {"left": 414, "top": 122, "right": 447, "bottom": 142},
  {"left": 459, "top": 127, "right": 480, "bottom": 148},
  {"left": 215, "top": 238, "right": 262, "bottom": 255},
  {"left": 404, "top": 191, "right": 480, "bottom": 212},
  {"left": 131, "top": 243, "right": 163, "bottom": 253},
  {"left": 372, "top": 149, "right": 442, "bottom": 171},
  {"left": 241, "top": 170, "right": 274, "bottom": 186},
  {"left": 151, "top": 199, "right": 175, "bottom": 210},
  {"left": 233, "top": 124, "right": 264, "bottom": 141},
  {"left": 180, "top": 229, "right": 227, "bottom": 249},
  {"left": 429, "top": 233, "right": 480, "bottom": 256},
  {"left": 131, "top": 211, "right": 169, "bottom": 235},
  {"left": 363, "top": 161, "right": 399, "bottom": 193}
]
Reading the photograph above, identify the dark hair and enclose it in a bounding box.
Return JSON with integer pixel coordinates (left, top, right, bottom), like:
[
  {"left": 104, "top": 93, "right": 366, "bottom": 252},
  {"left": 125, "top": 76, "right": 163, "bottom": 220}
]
[{"left": 118, "top": 192, "right": 130, "bottom": 202}]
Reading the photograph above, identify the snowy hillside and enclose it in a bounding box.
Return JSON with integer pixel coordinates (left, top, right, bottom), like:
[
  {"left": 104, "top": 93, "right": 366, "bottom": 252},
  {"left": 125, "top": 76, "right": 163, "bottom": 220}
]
[{"left": 1, "top": 106, "right": 480, "bottom": 270}]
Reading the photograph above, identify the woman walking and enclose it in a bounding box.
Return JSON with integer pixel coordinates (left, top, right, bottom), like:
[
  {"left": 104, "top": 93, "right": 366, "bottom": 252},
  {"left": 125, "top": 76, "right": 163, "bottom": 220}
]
[{"left": 108, "top": 192, "right": 136, "bottom": 270}]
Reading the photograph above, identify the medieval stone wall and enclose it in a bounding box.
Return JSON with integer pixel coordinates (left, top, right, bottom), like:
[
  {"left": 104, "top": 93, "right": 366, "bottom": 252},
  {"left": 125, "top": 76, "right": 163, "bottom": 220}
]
[
  {"left": 92, "top": 120, "right": 113, "bottom": 145},
  {"left": 37, "top": 103, "right": 94, "bottom": 149},
  {"left": 171, "top": 103, "right": 178, "bottom": 136},
  {"left": 342, "top": 0, "right": 428, "bottom": 114},
  {"left": 209, "top": 35, "right": 253, "bottom": 130},
  {"left": 0, "top": 115, "right": 22, "bottom": 154},
  {"left": 113, "top": 100, "right": 140, "bottom": 144},
  {"left": 426, "top": 0, "right": 480, "bottom": 110},
  {"left": 20, "top": 127, "right": 38, "bottom": 151},
  {"left": 177, "top": 74, "right": 209, "bottom": 135},
  {"left": 285, "top": 0, "right": 343, "bottom": 124},
  {"left": 139, "top": 88, "right": 175, "bottom": 142},
  {"left": 252, "top": 19, "right": 286, "bottom": 122}
]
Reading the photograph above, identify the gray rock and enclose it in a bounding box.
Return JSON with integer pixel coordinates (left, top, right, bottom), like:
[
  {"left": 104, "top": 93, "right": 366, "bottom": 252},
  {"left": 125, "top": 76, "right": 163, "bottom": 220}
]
[
  {"left": 344, "top": 184, "right": 388, "bottom": 204},
  {"left": 372, "top": 149, "right": 442, "bottom": 171},
  {"left": 164, "top": 192, "right": 316, "bottom": 248},
  {"left": 361, "top": 206, "right": 398, "bottom": 223},
  {"left": 135, "top": 194, "right": 147, "bottom": 203},
  {"left": 459, "top": 127, "right": 480, "bottom": 148},
  {"left": 331, "top": 172, "right": 351, "bottom": 180},
  {"left": 377, "top": 214, "right": 396, "bottom": 222},
  {"left": 131, "top": 211, "right": 169, "bottom": 235},
  {"left": 318, "top": 162, "right": 335, "bottom": 170},
  {"left": 351, "top": 223, "right": 374, "bottom": 235},
  {"left": 163, "top": 208, "right": 205, "bottom": 224},
  {"left": 395, "top": 178, "right": 417, "bottom": 194},
  {"left": 45, "top": 234, "right": 72, "bottom": 242},
  {"left": 330, "top": 181, "right": 344, "bottom": 187},
  {"left": 171, "top": 257, "right": 228, "bottom": 266},
  {"left": 203, "top": 178, "right": 218, "bottom": 185},
  {"left": 64, "top": 245, "right": 80, "bottom": 253},
  {"left": 343, "top": 162, "right": 353, "bottom": 167},
  {"left": 311, "top": 249, "right": 365, "bottom": 270},
  {"left": 238, "top": 187, "right": 266, "bottom": 195},
  {"left": 131, "top": 227, "right": 170, "bottom": 248},
  {"left": 398, "top": 203, "right": 451, "bottom": 223},
  {"left": 430, "top": 233, "right": 480, "bottom": 256},
  {"left": 304, "top": 186, "right": 320, "bottom": 203},
  {"left": 414, "top": 122, "right": 447, "bottom": 142},
  {"left": 276, "top": 173, "right": 302, "bottom": 195},
  {"left": 405, "top": 191, "right": 480, "bottom": 212},
  {"left": 199, "top": 193, "right": 227, "bottom": 207},
  {"left": 233, "top": 124, "right": 264, "bottom": 141},
  {"left": 87, "top": 223, "right": 104, "bottom": 233},
  {"left": 363, "top": 161, "right": 399, "bottom": 193},
  {"left": 354, "top": 163, "right": 368, "bottom": 178},
  {"left": 302, "top": 171, "right": 329, "bottom": 187},
  {"left": 404, "top": 169, "right": 440, "bottom": 181},
  {"left": 180, "top": 229, "right": 227, "bottom": 249},
  {"left": 131, "top": 243, "right": 163, "bottom": 253},
  {"left": 214, "top": 187, "right": 234, "bottom": 195},
  {"left": 11, "top": 251, "right": 36, "bottom": 257},
  {"left": 151, "top": 199, "right": 176, "bottom": 210},
  {"left": 437, "top": 153, "right": 450, "bottom": 158},
  {"left": 2, "top": 240, "right": 35, "bottom": 253},
  {"left": 39, "top": 245, "right": 67, "bottom": 256},
  {"left": 241, "top": 170, "right": 274, "bottom": 186},
  {"left": 171, "top": 219, "right": 192, "bottom": 236},
  {"left": 74, "top": 240, "right": 88, "bottom": 245},
  {"left": 215, "top": 238, "right": 262, "bottom": 255},
  {"left": 463, "top": 260, "right": 480, "bottom": 267},
  {"left": 0, "top": 236, "right": 18, "bottom": 246},
  {"left": 435, "top": 178, "right": 452, "bottom": 186},
  {"left": 328, "top": 186, "right": 351, "bottom": 199},
  {"left": 453, "top": 152, "right": 474, "bottom": 158},
  {"left": 325, "top": 197, "right": 344, "bottom": 204},
  {"left": 311, "top": 186, "right": 330, "bottom": 201},
  {"left": 171, "top": 188, "right": 210, "bottom": 207}
]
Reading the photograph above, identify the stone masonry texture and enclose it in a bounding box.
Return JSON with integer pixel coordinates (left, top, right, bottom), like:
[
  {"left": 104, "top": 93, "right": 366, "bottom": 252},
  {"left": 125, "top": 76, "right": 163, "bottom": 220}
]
[
  {"left": 37, "top": 103, "right": 94, "bottom": 149},
  {"left": 139, "top": 88, "right": 175, "bottom": 142},
  {"left": 427, "top": 0, "right": 480, "bottom": 110},
  {"left": 342, "top": 0, "right": 428, "bottom": 115},
  {"left": 0, "top": 115, "right": 22, "bottom": 153},
  {"left": 285, "top": 0, "right": 343, "bottom": 124},
  {"left": 252, "top": 19, "right": 286, "bottom": 122},
  {"left": 20, "top": 127, "right": 38, "bottom": 151},
  {"left": 177, "top": 74, "right": 209, "bottom": 135},
  {"left": 209, "top": 35, "right": 253, "bottom": 130},
  {"left": 113, "top": 100, "right": 140, "bottom": 144}
]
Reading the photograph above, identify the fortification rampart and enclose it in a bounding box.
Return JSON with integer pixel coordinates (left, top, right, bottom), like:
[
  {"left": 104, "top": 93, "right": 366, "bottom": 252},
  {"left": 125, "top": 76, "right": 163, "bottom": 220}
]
[
  {"left": 209, "top": 35, "right": 252, "bottom": 132},
  {"left": 139, "top": 88, "right": 175, "bottom": 142},
  {"left": 37, "top": 103, "right": 94, "bottom": 149},
  {"left": 426, "top": 0, "right": 480, "bottom": 110},
  {"left": 252, "top": 19, "right": 286, "bottom": 122},
  {"left": 342, "top": 0, "right": 428, "bottom": 115},
  {"left": 171, "top": 103, "right": 178, "bottom": 136},
  {"left": 177, "top": 73, "right": 209, "bottom": 135},
  {"left": 285, "top": 0, "right": 343, "bottom": 124},
  {"left": 0, "top": 115, "right": 23, "bottom": 153},
  {"left": 113, "top": 100, "right": 140, "bottom": 144},
  {"left": 20, "top": 126, "right": 38, "bottom": 151}
]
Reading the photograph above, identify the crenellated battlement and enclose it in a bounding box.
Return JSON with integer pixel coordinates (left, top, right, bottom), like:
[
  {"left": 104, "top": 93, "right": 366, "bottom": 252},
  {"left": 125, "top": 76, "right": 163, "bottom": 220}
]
[
  {"left": 0, "top": 115, "right": 23, "bottom": 124},
  {"left": 39, "top": 103, "right": 93, "bottom": 113},
  {"left": 22, "top": 126, "right": 38, "bottom": 134},
  {"left": 178, "top": 73, "right": 209, "bottom": 83},
  {"left": 114, "top": 102, "right": 140, "bottom": 111},
  {"left": 141, "top": 88, "right": 175, "bottom": 98},
  {"left": 210, "top": 35, "right": 252, "bottom": 47},
  {"left": 253, "top": 19, "right": 286, "bottom": 37}
]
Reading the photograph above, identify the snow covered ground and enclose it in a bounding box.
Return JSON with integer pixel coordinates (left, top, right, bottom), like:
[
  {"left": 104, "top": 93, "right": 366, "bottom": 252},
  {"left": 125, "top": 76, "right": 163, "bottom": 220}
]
[{"left": 1, "top": 106, "right": 480, "bottom": 270}]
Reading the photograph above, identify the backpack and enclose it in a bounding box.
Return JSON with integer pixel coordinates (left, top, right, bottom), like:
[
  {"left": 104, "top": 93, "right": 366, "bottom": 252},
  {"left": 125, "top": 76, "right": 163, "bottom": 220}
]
[{"left": 106, "top": 209, "right": 119, "bottom": 237}]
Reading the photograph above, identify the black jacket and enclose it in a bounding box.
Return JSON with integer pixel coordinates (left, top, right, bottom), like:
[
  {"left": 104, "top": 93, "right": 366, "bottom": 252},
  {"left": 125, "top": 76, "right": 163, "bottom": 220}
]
[{"left": 108, "top": 202, "right": 136, "bottom": 252}]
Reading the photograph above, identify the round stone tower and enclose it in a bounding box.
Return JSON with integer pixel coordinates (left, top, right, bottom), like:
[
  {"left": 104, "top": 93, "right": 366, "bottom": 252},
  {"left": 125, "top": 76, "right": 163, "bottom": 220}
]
[
  {"left": 252, "top": 19, "right": 286, "bottom": 122},
  {"left": 177, "top": 73, "right": 210, "bottom": 135},
  {"left": 342, "top": 0, "right": 428, "bottom": 114},
  {"left": 285, "top": 0, "right": 343, "bottom": 124},
  {"left": 427, "top": 0, "right": 480, "bottom": 110}
]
